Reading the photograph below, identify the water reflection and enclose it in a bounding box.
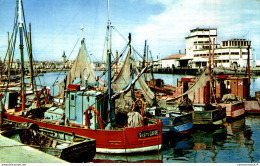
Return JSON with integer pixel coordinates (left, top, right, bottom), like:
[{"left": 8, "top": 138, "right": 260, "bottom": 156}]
[
  {"left": 159, "top": 116, "right": 260, "bottom": 163},
  {"left": 92, "top": 151, "right": 163, "bottom": 163}
]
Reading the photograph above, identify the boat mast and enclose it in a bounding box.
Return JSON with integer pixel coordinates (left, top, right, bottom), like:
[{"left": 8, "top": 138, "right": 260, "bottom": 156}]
[
  {"left": 7, "top": 32, "right": 11, "bottom": 82},
  {"left": 208, "top": 28, "right": 216, "bottom": 103},
  {"left": 107, "top": 0, "right": 115, "bottom": 127},
  {"left": 129, "top": 33, "right": 136, "bottom": 101},
  {"left": 142, "top": 40, "right": 147, "bottom": 69},
  {"left": 28, "top": 23, "right": 34, "bottom": 92},
  {"left": 18, "top": 0, "right": 26, "bottom": 110},
  {"left": 208, "top": 28, "right": 212, "bottom": 101},
  {"left": 247, "top": 43, "right": 250, "bottom": 96}
]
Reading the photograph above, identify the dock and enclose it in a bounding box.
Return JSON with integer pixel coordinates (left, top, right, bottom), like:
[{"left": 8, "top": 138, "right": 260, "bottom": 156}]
[{"left": 0, "top": 135, "right": 67, "bottom": 163}]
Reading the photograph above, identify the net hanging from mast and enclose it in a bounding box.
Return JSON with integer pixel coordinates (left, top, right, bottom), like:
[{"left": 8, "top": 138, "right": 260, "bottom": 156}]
[{"left": 58, "top": 40, "right": 104, "bottom": 97}]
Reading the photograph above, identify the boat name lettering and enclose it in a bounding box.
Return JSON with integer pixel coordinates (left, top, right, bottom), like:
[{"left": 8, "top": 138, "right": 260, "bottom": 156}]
[{"left": 138, "top": 130, "right": 159, "bottom": 138}]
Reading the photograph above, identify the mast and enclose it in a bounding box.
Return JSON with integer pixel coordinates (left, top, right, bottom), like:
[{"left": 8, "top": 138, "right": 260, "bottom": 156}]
[
  {"left": 208, "top": 28, "right": 216, "bottom": 103},
  {"left": 7, "top": 32, "right": 11, "bottom": 82},
  {"left": 142, "top": 40, "right": 147, "bottom": 69},
  {"left": 107, "top": 19, "right": 112, "bottom": 108},
  {"left": 208, "top": 28, "right": 212, "bottom": 99},
  {"left": 247, "top": 43, "right": 250, "bottom": 95},
  {"left": 145, "top": 44, "right": 149, "bottom": 82},
  {"left": 115, "top": 50, "right": 118, "bottom": 76},
  {"left": 81, "top": 24, "right": 84, "bottom": 41},
  {"left": 212, "top": 38, "right": 215, "bottom": 68},
  {"left": 19, "top": 0, "right": 25, "bottom": 110},
  {"left": 106, "top": 0, "right": 115, "bottom": 128},
  {"left": 129, "top": 33, "right": 135, "bottom": 101},
  {"left": 28, "top": 23, "right": 34, "bottom": 92}
]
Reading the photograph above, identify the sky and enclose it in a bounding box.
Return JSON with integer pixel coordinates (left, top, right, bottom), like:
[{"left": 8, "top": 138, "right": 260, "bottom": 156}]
[{"left": 0, "top": 0, "right": 259, "bottom": 62}]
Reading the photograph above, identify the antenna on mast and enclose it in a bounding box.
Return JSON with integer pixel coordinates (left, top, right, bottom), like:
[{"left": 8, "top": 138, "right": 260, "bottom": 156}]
[
  {"left": 18, "top": 0, "right": 23, "bottom": 27},
  {"left": 107, "top": 0, "right": 110, "bottom": 20},
  {"left": 81, "top": 24, "right": 84, "bottom": 42}
]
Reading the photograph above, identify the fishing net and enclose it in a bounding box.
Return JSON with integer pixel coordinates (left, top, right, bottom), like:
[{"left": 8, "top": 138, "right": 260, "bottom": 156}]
[
  {"left": 134, "top": 67, "right": 155, "bottom": 106},
  {"left": 112, "top": 49, "right": 133, "bottom": 111},
  {"left": 166, "top": 68, "right": 208, "bottom": 102},
  {"left": 58, "top": 40, "right": 103, "bottom": 97}
]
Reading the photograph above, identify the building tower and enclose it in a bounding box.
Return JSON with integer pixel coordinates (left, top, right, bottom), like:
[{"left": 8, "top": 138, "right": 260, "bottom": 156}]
[{"left": 61, "top": 51, "right": 66, "bottom": 63}]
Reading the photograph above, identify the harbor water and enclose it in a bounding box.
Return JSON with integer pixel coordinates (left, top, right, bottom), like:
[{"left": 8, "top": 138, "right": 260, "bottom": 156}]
[{"left": 31, "top": 72, "right": 260, "bottom": 163}]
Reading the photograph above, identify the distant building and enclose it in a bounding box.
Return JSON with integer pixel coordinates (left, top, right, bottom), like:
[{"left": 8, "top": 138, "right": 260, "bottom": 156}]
[
  {"left": 184, "top": 28, "right": 252, "bottom": 68},
  {"left": 61, "top": 51, "right": 66, "bottom": 63},
  {"left": 161, "top": 54, "right": 186, "bottom": 68}
]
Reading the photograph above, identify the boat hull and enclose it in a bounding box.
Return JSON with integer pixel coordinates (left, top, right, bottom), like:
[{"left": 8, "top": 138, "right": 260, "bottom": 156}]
[
  {"left": 4, "top": 113, "right": 162, "bottom": 154},
  {"left": 219, "top": 101, "right": 245, "bottom": 118},
  {"left": 154, "top": 113, "right": 193, "bottom": 133},
  {"left": 1, "top": 127, "right": 96, "bottom": 163},
  {"left": 192, "top": 106, "right": 226, "bottom": 126}
]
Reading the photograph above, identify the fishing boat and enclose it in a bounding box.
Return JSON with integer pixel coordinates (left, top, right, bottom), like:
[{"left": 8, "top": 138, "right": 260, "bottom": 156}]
[
  {"left": 145, "top": 106, "right": 193, "bottom": 133},
  {"left": 214, "top": 75, "right": 246, "bottom": 118},
  {"left": 1, "top": 0, "right": 162, "bottom": 154},
  {"left": 167, "top": 30, "right": 245, "bottom": 120},
  {"left": 166, "top": 69, "right": 227, "bottom": 126},
  {"left": 133, "top": 44, "right": 193, "bottom": 134},
  {"left": 216, "top": 74, "right": 259, "bottom": 114},
  {"left": 0, "top": 122, "right": 96, "bottom": 163},
  {"left": 133, "top": 78, "right": 193, "bottom": 134},
  {"left": 146, "top": 78, "right": 176, "bottom": 96}
]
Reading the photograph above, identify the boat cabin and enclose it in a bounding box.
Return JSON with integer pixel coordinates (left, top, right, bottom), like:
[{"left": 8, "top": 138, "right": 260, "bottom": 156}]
[
  {"left": 64, "top": 84, "right": 114, "bottom": 130},
  {"left": 2, "top": 91, "right": 18, "bottom": 110},
  {"left": 215, "top": 75, "right": 249, "bottom": 101},
  {"left": 175, "top": 78, "right": 210, "bottom": 104}
]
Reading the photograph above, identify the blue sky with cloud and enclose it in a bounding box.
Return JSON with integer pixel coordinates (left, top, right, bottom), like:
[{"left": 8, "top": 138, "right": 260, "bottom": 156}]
[{"left": 0, "top": 0, "right": 259, "bottom": 62}]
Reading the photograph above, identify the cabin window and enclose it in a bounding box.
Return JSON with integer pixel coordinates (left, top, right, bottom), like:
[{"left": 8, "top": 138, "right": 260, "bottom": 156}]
[{"left": 71, "top": 95, "right": 75, "bottom": 100}]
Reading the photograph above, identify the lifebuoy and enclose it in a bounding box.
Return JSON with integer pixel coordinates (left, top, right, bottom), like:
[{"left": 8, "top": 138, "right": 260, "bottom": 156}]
[{"left": 84, "top": 106, "right": 104, "bottom": 130}]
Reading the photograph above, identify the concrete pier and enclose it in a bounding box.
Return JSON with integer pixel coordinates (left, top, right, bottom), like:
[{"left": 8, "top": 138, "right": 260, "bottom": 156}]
[{"left": 0, "top": 135, "right": 67, "bottom": 163}]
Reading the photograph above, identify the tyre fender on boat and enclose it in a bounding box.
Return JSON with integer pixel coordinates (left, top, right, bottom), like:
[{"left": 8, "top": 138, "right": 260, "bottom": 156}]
[
  {"left": 133, "top": 98, "right": 145, "bottom": 118},
  {"left": 84, "top": 106, "right": 104, "bottom": 130},
  {"left": 35, "top": 86, "right": 50, "bottom": 106},
  {"left": 20, "top": 122, "right": 39, "bottom": 131},
  {"left": 133, "top": 98, "right": 145, "bottom": 126}
]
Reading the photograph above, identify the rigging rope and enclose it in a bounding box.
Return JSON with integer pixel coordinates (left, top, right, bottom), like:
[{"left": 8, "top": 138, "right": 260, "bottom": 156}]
[{"left": 51, "top": 35, "right": 81, "bottom": 89}]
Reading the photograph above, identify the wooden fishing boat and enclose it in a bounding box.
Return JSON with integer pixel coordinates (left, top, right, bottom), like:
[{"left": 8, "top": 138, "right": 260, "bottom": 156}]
[
  {"left": 145, "top": 106, "right": 193, "bottom": 133},
  {"left": 0, "top": 122, "right": 96, "bottom": 162},
  {"left": 171, "top": 72, "right": 245, "bottom": 120},
  {"left": 166, "top": 70, "right": 227, "bottom": 126},
  {"left": 146, "top": 78, "right": 176, "bottom": 96},
  {"left": 192, "top": 104, "right": 226, "bottom": 125},
  {"left": 3, "top": 88, "right": 162, "bottom": 154},
  {"left": 216, "top": 75, "right": 259, "bottom": 114},
  {"left": 1, "top": 0, "right": 162, "bottom": 154},
  {"left": 215, "top": 75, "right": 246, "bottom": 118},
  {"left": 134, "top": 58, "right": 193, "bottom": 134}
]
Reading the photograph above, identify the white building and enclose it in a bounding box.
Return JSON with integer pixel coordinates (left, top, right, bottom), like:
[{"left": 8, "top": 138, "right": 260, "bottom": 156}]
[
  {"left": 184, "top": 28, "right": 253, "bottom": 68},
  {"left": 161, "top": 54, "right": 185, "bottom": 68}
]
